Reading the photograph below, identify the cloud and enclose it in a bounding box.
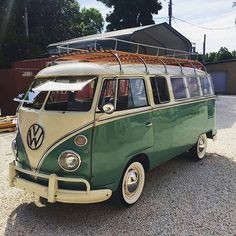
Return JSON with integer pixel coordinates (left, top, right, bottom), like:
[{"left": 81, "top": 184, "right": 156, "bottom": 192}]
[
  {"left": 78, "top": 0, "right": 110, "bottom": 18},
  {"left": 169, "top": 11, "right": 236, "bottom": 53}
]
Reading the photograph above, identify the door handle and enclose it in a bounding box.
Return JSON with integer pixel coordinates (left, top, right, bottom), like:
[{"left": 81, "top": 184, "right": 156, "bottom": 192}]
[{"left": 146, "top": 122, "right": 153, "bottom": 127}]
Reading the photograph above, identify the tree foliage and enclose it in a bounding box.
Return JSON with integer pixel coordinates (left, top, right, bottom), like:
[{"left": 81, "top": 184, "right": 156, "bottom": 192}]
[
  {"left": 205, "top": 47, "right": 236, "bottom": 63},
  {"left": 98, "top": 0, "right": 162, "bottom": 31},
  {"left": 0, "top": 0, "right": 104, "bottom": 68},
  {"left": 80, "top": 8, "right": 104, "bottom": 36}
]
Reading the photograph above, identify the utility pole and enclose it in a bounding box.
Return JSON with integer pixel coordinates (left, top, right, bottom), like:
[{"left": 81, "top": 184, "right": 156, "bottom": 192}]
[
  {"left": 24, "top": 0, "right": 29, "bottom": 53},
  {"left": 168, "top": 0, "right": 173, "bottom": 27},
  {"left": 203, "top": 34, "right": 206, "bottom": 64},
  {"left": 24, "top": 0, "right": 29, "bottom": 39}
]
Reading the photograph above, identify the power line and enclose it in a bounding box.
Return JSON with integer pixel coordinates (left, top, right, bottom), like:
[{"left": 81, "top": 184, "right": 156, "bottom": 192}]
[
  {"left": 173, "top": 17, "right": 236, "bottom": 30},
  {"left": 173, "top": 17, "right": 185, "bottom": 34}
]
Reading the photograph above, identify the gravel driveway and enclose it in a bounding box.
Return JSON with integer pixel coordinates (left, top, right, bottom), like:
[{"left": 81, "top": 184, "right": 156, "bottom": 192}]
[{"left": 0, "top": 96, "right": 235, "bottom": 236}]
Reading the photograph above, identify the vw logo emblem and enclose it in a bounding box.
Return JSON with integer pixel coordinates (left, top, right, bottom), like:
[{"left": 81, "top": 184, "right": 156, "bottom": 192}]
[{"left": 27, "top": 124, "right": 44, "bottom": 150}]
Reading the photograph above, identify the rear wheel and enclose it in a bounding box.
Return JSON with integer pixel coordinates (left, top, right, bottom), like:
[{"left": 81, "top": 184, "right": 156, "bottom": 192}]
[
  {"left": 114, "top": 161, "right": 145, "bottom": 207},
  {"left": 189, "top": 133, "right": 207, "bottom": 160}
]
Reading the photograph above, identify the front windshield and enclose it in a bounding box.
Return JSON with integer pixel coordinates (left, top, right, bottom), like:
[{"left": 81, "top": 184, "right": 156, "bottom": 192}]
[
  {"left": 23, "top": 77, "right": 97, "bottom": 111},
  {"left": 23, "top": 79, "right": 50, "bottom": 109}
]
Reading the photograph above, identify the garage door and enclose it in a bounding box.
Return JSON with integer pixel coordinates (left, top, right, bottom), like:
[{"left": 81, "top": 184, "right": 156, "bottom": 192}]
[{"left": 210, "top": 72, "right": 227, "bottom": 94}]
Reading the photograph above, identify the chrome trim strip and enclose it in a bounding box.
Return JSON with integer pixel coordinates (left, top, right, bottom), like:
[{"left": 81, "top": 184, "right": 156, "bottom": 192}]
[
  {"left": 152, "top": 96, "right": 216, "bottom": 111},
  {"left": 96, "top": 107, "right": 152, "bottom": 123}
]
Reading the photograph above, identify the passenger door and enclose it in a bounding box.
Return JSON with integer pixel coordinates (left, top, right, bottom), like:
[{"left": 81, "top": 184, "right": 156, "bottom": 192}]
[
  {"left": 150, "top": 76, "right": 176, "bottom": 167},
  {"left": 91, "top": 77, "right": 153, "bottom": 188}
]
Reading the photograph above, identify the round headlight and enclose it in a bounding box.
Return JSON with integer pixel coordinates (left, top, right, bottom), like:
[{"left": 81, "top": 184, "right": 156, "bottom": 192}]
[{"left": 58, "top": 151, "right": 81, "bottom": 172}]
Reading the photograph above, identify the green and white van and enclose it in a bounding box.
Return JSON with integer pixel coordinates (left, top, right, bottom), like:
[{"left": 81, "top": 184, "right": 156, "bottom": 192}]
[{"left": 9, "top": 45, "right": 216, "bottom": 206}]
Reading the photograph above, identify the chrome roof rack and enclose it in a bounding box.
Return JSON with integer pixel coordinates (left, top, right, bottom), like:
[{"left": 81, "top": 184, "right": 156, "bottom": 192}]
[{"left": 53, "top": 38, "right": 207, "bottom": 76}]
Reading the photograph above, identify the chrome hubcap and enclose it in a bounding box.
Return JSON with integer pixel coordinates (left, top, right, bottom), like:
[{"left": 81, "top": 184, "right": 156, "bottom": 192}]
[
  {"left": 198, "top": 137, "right": 205, "bottom": 152},
  {"left": 197, "top": 134, "right": 207, "bottom": 158},
  {"left": 125, "top": 169, "right": 139, "bottom": 196}
]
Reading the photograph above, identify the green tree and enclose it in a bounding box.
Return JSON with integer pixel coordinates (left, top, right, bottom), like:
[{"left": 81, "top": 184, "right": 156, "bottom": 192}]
[
  {"left": 217, "top": 47, "right": 233, "bottom": 61},
  {"left": 232, "top": 50, "right": 236, "bottom": 58},
  {"left": 205, "top": 52, "right": 217, "bottom": 63},
  {"left": 98, "top": 0, "right": 162, "bottom": 31},
  {"left": 0, "top": 0, "right": 104, "bottom": 68},
  {"left": 80, "top": 8, "right": 104, "bottom": 35},
  {"left": 205, "top": 47, "right": 236, "bottom": 63}
]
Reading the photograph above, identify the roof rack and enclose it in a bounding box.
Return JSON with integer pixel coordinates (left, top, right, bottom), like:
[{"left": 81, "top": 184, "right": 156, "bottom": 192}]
[{"left": 53, "top": 38, "right": 207, "bottom": 76}]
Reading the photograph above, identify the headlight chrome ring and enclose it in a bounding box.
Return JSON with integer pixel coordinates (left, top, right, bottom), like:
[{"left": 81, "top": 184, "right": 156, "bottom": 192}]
[{"left": 58, "top": 150, "right": 81, "bottom": 172}]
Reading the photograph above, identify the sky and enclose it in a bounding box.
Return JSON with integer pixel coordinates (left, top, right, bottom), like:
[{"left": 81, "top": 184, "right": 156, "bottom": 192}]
[{"left": 78, "top": 0, "right": 236, "bottom": 53}]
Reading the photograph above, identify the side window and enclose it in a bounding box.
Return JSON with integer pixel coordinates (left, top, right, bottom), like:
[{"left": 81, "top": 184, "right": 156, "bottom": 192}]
[
  {"left": 150, "top": 76, "right": 170, "bottom": 104},
  {"left": 171, "top": 77, "right": 187, "bottom": 100},
  {"left": 98, "top": 79, "right": 116, "bottom": 110},
  {"left": 200, "top": 77, "right": 211, "bottom": 95},
  {"left": 187, "top": 77, "right": 200, "bottom": 97},
  {"left": 117, "top": 78, "right": 148, "bottom": 111}
]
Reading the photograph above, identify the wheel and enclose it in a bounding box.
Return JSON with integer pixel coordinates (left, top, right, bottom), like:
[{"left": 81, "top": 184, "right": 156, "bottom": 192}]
[
  {"left": 38, "top": 196, "right": 49, "bottom": 205},
  {"left": 114, "top": 161, "right": 145, "bottom": 207},
  {"left": 189, "top": 133, "right": 208, "bottom": 160}
]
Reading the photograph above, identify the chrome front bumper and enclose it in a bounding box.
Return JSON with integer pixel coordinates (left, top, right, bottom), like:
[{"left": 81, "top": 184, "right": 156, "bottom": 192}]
[{"left": 9, "top": 161, "right": 112, "bottom": 204}]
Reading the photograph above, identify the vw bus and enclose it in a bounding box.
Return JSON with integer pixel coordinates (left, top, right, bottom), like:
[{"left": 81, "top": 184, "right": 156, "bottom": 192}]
[{"left": 9, "top": 39, "right": 216, "bottom": 206}]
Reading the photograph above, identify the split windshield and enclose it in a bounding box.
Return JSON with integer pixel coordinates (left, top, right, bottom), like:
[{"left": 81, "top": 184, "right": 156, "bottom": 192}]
[{"left": 22, "top": 77, "right": 97, "bottom": 111}]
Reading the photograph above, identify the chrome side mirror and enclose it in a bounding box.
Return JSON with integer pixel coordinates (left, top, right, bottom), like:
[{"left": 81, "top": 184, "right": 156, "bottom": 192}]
[{"left": 103, "top": 103, "right": 115, "bottom": 114}]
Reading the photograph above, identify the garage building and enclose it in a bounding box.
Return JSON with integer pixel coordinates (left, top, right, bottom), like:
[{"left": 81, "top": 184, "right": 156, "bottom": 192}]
[{"left": 205, "top": 59, "right": 236, "bottom": 95}]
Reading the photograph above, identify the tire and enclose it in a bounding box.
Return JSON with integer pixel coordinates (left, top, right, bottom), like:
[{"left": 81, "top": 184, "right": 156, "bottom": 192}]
[
  {"left": 38, "top": 196, "right": 49, "bottom": 205},
  {"left": 189, "top": 133, "right": 208, "bottom": 161},
  {"left": 113, "top": 161, "right": 145, "bottom": 207}
]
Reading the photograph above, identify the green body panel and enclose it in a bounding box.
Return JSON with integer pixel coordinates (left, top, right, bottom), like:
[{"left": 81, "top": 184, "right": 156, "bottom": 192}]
[
  {"left": 16, "top": 128, "right": 93, "bottom": 190},
  {"left": 148, "top": 99, "right": 216, "bottom": 168},
  {"left": 39, "top": 128, "right": 93, "bottom": 181},
  {"left": 15, "top": 132, "right": 31, "bottom": 170},
  {"left": 91, "top": 111, "right": 153, "bottom": 191},
  {"left": 16, "top": 98, "right": 216, "bottom": 193}
]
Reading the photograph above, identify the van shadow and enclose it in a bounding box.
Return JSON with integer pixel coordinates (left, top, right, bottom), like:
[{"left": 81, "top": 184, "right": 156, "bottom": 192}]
[{"left": 5, "top": 153, "right": 236, "bottom": 235}]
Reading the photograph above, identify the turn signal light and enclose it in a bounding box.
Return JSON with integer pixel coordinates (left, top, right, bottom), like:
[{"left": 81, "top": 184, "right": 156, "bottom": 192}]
[{"left": 74, "top": 135, "right": 87, "bottom": 147}]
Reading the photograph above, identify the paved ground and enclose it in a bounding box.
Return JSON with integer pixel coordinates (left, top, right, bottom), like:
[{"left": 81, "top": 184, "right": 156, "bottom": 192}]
[{"left": 0, "top": 96, "right": 236, "bottom": 236}]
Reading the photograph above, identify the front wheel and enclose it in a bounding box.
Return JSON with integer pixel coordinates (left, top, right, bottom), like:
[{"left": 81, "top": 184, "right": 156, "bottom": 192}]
[
  {"left": 189, "top": 133, "right": 208, "bottom": 160},
  {"left": 114, "top": 161, "right": 145, "bottom": 207}
]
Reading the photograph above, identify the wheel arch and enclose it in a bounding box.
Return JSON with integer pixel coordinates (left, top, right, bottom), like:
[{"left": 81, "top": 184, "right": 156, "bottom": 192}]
[
  {"left": 206, "top": 130, "right": 217, "bottom": 139},
  {"left": 125, "top": 153, "right": 150, "bottom": 173}
]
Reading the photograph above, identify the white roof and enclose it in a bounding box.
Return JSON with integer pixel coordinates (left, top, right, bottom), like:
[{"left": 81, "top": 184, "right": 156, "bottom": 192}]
[{"left": 36, "top": 62, "right": 207, "bottom": 78}]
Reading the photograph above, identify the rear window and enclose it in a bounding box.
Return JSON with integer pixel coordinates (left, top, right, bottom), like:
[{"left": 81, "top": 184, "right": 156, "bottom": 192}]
[
  {"left": 151, "top": 76, "right": 170, "bottom": 104},
  {"left": 171, "top": 77, "right": 187, "bottom": 100},
  {"left": 200, "top": 77, "right": 212, "bottom": 95},
  {"left": 187, "top": 77, "right": 200, "bottom": 97}
]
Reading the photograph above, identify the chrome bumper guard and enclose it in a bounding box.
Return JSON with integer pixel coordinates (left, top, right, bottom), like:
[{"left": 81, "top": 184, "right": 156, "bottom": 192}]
[{"left": 9, "top": 161, "right": 112, "bottom": 204}]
